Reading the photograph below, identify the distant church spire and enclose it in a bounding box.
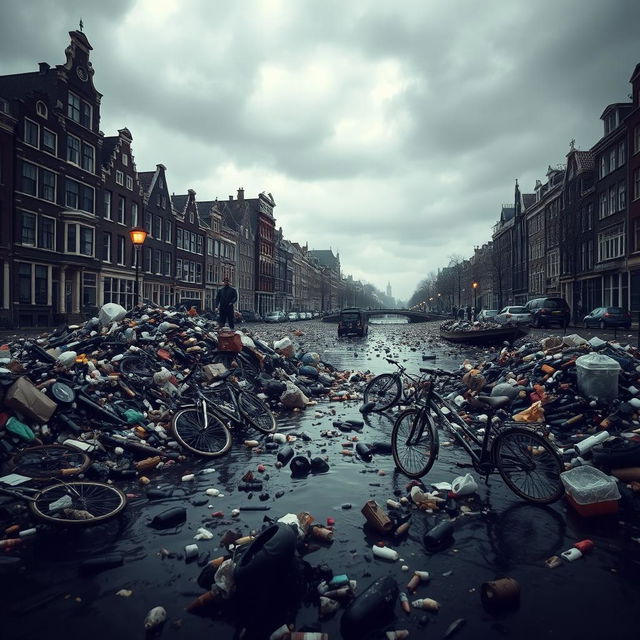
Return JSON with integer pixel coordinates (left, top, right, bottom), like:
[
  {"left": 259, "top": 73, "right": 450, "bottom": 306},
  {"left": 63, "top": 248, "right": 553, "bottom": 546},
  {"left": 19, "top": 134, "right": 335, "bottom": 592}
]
[{"left": 79, "top": 18, "right": 84, "bottom": 32}]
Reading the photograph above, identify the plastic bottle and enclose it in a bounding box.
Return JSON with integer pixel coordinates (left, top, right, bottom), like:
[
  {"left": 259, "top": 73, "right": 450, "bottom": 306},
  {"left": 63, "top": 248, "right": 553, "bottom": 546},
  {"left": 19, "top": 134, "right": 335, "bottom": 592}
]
[
  {"left": 574, "top": 430, "right": 610, "bottom": 456},
  {"left": 371, "top": 545, "right": 399, "bottom": 561},
  {"left": 411, "top": 597, "right": 440, "bottom": 611},
  {"left": 423, "top": 520, "right": 454, "bottom": 550}
]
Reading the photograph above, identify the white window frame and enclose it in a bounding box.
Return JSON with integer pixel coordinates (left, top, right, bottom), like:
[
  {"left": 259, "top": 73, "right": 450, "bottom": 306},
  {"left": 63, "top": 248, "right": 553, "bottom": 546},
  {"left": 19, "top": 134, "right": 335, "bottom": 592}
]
[
  {"left": 103, "top": 232, "right": 112, "bottom": 263},
  {"left": 165, "top": 219, "right": 172, "bottom": 243},
  {"left": 16, "top": 261, "right": 52, "bottom": 306},
  {"left": 24, "top": 118, "right": 39, "bottom": 148},
  {"left": 65, "top": 222, "right": 95, "bottom": 257},
  {"left": 131, "top": 202, "right": 139, "bottom": 227},
  {"left": 36, "top": 101, "right": 48, "bottom": 118},
  {"left": 66, "top": 133, "right": 81, "bottom": 166},
  {"left": 42, "top": 128, "right": 57, "bottom": 155},
  {"left": 81, "top": 141, "right": 95, "bottom": 173},
  {"left": 126, "top": 175, "right": 133, "bottom": 191},
  {"left": 598, "top": 225, "right": 625, "bottom": 262},
  {"left": 117, "top": 235, "right": 126, "bottom": 266},
  {"left": 115, "top": 170, "right": 124, "bottom": 186},
  {"left": 122, "top": 153, "right": 128, "bottom": 166},
  {"left": 104, "top": 190, "right": 112, "bottom": 220},
  {"left": 38, "top": 215, "right": 56, "bottom": 251},
  {"left": 547, "top": 249, "right": 559, "bottom": 278},
  {"left": 118, "top": 195, "right": 126, "bottom": 225}
]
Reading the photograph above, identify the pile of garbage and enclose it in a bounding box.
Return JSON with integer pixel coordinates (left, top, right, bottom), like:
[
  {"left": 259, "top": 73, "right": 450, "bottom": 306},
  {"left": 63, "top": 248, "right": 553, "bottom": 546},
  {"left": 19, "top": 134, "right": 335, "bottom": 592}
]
[
  {"left": 440, "top": 319, "right": 503, "bottom": 332},
  {"left": 437, "top": 332, "right": 640, "bottom": 507},
  {"left": 0, "top": 303, "right": 356, "bottom": 472}
]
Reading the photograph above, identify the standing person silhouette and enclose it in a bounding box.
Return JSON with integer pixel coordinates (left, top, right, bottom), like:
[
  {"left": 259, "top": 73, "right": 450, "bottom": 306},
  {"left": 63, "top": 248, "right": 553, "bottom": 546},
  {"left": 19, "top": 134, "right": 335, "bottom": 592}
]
[{"left": 215, "top": 276, "right": 238, "bottom": 329}]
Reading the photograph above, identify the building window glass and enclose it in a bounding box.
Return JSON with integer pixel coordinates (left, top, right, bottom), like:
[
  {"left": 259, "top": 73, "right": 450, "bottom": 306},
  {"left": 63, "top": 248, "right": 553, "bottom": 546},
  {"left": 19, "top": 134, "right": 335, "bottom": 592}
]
[
  {"left": 42, "top": 129, "right": 56, "bottom": 155},
  {"left": 20, "top": 213, "right": 36, "bottom": 245},
  {"left": 18, "top": 263, "right": 31, "bottom": 304},
  {"left": 115, "top": 170, "right": 124, "bottom": 186},
  {"left": 144, "top": 212, "right": 152, "bottom": 235},
  {"left": 117, "top": 236, "right": 125, "bottom": 265},
  {"left": 599, "top": 192, "right": 608, "bottom": 218},
  {"left": 67, "top": 134, "right": 80, "bottom": 164},
  {"left": 24, "top": 119, "right": 39, "bottom": 147},
  {"left": 618, "top": 182, "right": 626, "bottom": 210},
  {"left": 153, "top": 250, "right": 161, "bottom": 274},
  {"left": 65, "top": 179, "right": 94, "bottom": 213},
  {"left": 126, "top": 175, "right": 133, "bottom": 190},
  {"left": 34, "top": 265, "right": 48, "bottom": 304},
  {"left": 165, "top": 219, "right": 171, "bottom": 243},
  {"left": 618, "top": 142, "right": 626, "bottom": 166},
  {"left": 81, "top": 143, "right": 94, "bottom": 172},
  {"left": 163, "top": 252, "right": 171, "bottom": 276},
  {"left": 104, "top": 190, "right": 112, "bottom": 219},
  {"left": 82, "top": 273, "right": 97, "bottom": 308},
  {"left": 39, "top": 169, "right": 55, "bottom": 202},
  {"left": 177, "top": 228, "right": 183, "bottom": 249},
  {"left": 122, "top": 154, "right": 128, "bottom": 166},
  {"left": 68, "top": 92, "right": 81, "bottom": 122},
  {"left": 21, "top": 162, "right": 37, "bottom": 196},
  {"left": 609, "top": 186, "right": 617, "bottom": 213},
  {"left": 598, "top": 225, "right": 625, "bottom": 262},
  {"left": 144, "top": 247, "right": 152, "bottom": 273},
  {"left": 39, "top": 217, "right": 55, "bottom": 249},
  {"left": 118, "top": 196, "right": 126, "bottom": 224},
  {"left": 154, "top": 216, "right": 162, "bottom": 240},
  {"left": 66, "top": 224, "right": 94, "bottom": 256},
  {"left": 80, "top": 226, "right": 93, "bottom": 255},
  {"left": 36, "top": 101, "right": 47, "bottom": 118},
  {"left": 103, "top": 232, "right": 112, "bottom": 262}
]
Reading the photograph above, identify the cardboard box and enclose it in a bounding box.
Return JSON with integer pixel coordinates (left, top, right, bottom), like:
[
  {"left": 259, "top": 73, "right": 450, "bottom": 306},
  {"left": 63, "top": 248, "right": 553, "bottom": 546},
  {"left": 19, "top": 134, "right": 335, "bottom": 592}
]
[{"left": 4, "top": 376, "right": 57, "bottom": 423}]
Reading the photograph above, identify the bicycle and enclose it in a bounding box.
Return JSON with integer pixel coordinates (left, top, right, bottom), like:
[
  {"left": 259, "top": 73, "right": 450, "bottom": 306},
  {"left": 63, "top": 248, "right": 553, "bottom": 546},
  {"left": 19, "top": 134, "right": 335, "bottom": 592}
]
[
  {"left": 171, "top": 365, "right": 277, "bottom": 457},
  {"left": 391, "top": 366, "right": 564, "bottom": 504},
  {"left": 0, "top": 479, "right": 127, "bottom": 526},
  {"left": 10, "top": 445, "right": 91, "bottom": 479},
  {"left": 363, "top": 358, "right": 424, "bottom": 411}
]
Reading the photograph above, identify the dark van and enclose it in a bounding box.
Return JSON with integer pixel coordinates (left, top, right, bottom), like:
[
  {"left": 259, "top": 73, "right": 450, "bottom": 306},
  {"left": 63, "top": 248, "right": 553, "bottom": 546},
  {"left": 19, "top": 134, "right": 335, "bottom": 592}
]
[
  {"left": 524, "top": 297, "right": 570, "bottom": 328},
  {"left": 338, "top": 308, "right": 369, "bottom": 337}
]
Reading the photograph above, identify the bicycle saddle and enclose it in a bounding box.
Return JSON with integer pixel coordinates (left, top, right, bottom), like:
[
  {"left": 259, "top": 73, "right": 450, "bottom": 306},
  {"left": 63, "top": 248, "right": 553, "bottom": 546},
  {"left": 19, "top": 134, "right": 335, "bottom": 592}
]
[{"left": 474, "top": 395, "right": 511, "bottom": 410}]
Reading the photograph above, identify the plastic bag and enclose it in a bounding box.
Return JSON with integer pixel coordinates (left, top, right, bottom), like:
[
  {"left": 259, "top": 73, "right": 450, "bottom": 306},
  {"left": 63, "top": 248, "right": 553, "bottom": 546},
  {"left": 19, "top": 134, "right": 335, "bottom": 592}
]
[
  {"left": 451, "top": 473, "right": 478, "bottom": 497},
  {"left": 513, "top": 400, "right": 544, "bottom": 423}
]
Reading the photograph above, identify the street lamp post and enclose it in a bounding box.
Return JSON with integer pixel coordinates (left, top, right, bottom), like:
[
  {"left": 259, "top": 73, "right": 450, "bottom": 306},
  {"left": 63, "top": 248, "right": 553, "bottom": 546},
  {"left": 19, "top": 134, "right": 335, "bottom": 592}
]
[
  {"left": 472, "top": 281, "right": 478, "bottom": 317},
  {"left": 129, "top": 227, "right": 148, "bottom": 306}
]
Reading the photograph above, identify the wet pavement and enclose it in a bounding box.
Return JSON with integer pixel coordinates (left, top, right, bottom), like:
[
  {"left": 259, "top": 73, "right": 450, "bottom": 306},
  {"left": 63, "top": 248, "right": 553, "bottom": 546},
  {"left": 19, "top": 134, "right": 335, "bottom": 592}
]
[{"left": 2, "top": 318, "right": 640, "bottom": 640}]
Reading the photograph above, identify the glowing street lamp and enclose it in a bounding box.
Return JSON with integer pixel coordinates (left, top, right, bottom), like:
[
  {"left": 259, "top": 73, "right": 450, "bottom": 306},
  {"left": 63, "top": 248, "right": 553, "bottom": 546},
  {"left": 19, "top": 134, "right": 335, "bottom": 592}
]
[
  {"left": 129, "top": 227, "right": 148, "bottom": 305},
  {"left": 472, "top": 281, "right": 478, "bottom": 315}
]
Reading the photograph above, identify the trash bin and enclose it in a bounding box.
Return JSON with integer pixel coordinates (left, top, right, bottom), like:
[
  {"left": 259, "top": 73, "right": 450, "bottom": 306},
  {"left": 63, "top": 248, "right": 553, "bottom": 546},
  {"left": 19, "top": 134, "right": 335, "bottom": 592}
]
[
  {"left": 560, "top": 466, "right": 620, "bottom": 516},
  {"left": 575, "top": 353, "right": 621, "bottom": 403}
]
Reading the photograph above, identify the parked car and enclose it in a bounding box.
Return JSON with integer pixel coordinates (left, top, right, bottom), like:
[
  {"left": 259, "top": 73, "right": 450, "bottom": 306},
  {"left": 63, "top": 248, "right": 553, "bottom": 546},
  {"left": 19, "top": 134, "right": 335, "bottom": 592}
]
[
  {"left": 495, "top": 306, "right": 533, "bottom": 326},
  {"left": 477, "top": 309, "right": 498, "bottom": 322},
  {"left": 288, "top": 312, "right": 300, "bottom": 321},
  {"left": 264, "top": 311, "right": 287, "bottom": 323},
  {"left": 301, "top": 312, "right": 312, "bottom": 320},
  {"left": 524, "top": 297, "right": 571, "bottom": 328},
  {"left": 583, "top": 306, "right": 632, "bottom": 330},
  {"left": 338, "top": 307, "right": 369, "bottom": 337},
  {"left": 239, "top": 309, "right": 262, "bottom": 322}
]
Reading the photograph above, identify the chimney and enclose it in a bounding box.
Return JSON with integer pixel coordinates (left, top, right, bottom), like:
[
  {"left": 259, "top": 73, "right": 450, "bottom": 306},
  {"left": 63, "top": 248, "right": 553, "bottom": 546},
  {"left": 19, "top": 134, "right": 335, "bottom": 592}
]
[
  {"left": 38, "top": 62, "right": 50, "bottom": 74},
  {"left": 237, "top": 187, "right": 244, "bottom": 200},
  {"left": 229, "top": 195, "right": 234, "bottom": 201}
]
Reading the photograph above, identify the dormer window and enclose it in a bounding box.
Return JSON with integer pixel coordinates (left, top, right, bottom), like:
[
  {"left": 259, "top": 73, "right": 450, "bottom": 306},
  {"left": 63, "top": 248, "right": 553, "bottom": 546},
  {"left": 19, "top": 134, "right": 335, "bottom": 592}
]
[
  {"left": 36, "top": 101, "right": 48, "bottom": 118},
  {"left": 122, "top": 154, "right": 128, "bottom": 166}
]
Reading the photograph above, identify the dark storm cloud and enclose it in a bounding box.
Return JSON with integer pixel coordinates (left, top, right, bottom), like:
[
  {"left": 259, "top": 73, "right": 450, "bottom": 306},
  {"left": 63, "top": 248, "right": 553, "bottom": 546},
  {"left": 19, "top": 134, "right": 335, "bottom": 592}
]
[{"left": 0, "top": 0, "right": 638, "bottom": 299}]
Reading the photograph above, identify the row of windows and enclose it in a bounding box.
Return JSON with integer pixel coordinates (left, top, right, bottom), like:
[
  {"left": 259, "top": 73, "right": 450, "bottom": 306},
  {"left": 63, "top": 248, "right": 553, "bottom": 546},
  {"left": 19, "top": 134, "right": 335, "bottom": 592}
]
[
  {"left": 176, "top": 258, "right": 203, "bottom": 284},
  {"left": 598, "top": 182, "right": 626, "bottom": 219},
  {"left": 104, "top": 191, "right": 139, "bottom": 227},
  {"left": 176, "top": 228, "right": 204, "bottom": 254},
  {"left": 598, "top": 225, "right": 625, "bottom": 262},
  {"left": 143, "top": 213, "right": 173, "bottom": 243},
  {"left": 144, "top": 248, "right": 172, "bottom": 276},
  {"left": 598, "top": 141, "right": 626, "bottom": 179}
]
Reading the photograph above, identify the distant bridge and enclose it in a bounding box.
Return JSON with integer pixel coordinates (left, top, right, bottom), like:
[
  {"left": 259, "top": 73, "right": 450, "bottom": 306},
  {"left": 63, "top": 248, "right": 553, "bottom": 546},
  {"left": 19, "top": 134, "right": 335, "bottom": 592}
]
[{"left": 321, "top": 309, "right": 447, "bottom": 323}]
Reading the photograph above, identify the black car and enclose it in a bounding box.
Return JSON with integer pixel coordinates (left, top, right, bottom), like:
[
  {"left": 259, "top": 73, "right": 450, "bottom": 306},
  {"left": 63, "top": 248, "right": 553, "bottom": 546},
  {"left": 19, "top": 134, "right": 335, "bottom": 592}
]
[
  {"left": 524, "top": 297, "right": 570, "bottom": 328},
  {"left": 338, "top": 308, "right": 369, "bottom": 337},
  {"left": 583, "top": 306, "right": 631, "bottom": 330},
  {"left": 239, "top": 310, "right": 262, "bottom": 322}
]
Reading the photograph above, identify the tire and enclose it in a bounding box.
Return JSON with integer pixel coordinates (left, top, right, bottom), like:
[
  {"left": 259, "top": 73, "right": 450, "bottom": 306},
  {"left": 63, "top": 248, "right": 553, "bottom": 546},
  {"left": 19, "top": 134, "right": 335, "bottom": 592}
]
[
  {"left": 363, "top": 374, "right": 402, "bottom": 411},
  {"left": 172, "top": 407, "right": 232, "bottom": 457},
  {"left": 392, "top": 409, "right": 439, "bottom": 478},
  {"left": 238, "top": 390, "right": 277, "bottom": 433},
  {"left": 119, "top": 355, "right": 155, "bottom": 377},
  {"left": 11, "top": 445, "right": 90, "bottom": 479},
  {"left": 493, "top": 427, "right": 564, "bottom": 504},
  {"left": 30, "top": 481, "right": 127, "bottom": 525}
]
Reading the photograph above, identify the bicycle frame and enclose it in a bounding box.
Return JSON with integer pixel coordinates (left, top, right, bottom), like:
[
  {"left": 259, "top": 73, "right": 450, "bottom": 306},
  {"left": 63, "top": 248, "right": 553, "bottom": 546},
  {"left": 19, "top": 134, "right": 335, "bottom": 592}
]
[{"left": 424, "top": 380, "right": 494, "bottom": 469}]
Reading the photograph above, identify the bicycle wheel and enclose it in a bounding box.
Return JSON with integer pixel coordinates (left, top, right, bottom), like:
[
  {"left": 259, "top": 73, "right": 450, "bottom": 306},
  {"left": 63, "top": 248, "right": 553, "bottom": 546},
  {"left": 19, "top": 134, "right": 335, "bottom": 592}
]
[
  {"left": 363, "top": 374, "right": 401, "bottom": 411},
  {"left": 11, "top": 445, "right": 90, "bottom": 479},
  {"left": 172, "top": 407, "right": 232, "bottom": 457},
  {"left": 119, "top": 355, "right": 154, "bottom": 377},
  {"left": 238, "top": 390, "right": 277, "bottom": 434},
  {"left": 392, "top": 408, "right": 439, "bottom": 478},
  {"left": 493, "top": 427, "right": 564, "bottom": 504},
  {"left": 30, "top": 481, "right": 127, "bottom": 525}
]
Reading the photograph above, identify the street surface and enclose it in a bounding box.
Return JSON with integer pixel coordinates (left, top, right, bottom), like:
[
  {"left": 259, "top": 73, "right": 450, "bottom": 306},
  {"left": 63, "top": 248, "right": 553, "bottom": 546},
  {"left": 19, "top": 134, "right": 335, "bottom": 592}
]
[{"left": 2, "top": 317, "right": 639, "bottom": 640}]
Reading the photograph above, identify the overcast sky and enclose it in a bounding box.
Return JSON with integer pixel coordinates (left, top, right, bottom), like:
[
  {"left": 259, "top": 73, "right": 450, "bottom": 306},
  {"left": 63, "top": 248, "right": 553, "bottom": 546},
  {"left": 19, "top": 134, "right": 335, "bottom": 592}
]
[{"left": 1, "top": 0, "right": 639, "bottom": 301}]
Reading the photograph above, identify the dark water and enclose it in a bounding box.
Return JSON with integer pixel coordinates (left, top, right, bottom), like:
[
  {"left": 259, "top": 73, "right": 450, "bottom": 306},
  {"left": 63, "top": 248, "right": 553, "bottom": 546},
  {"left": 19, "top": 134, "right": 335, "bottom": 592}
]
[{"left": 2, "top": 321, "right": 639, "bottom": 640}]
